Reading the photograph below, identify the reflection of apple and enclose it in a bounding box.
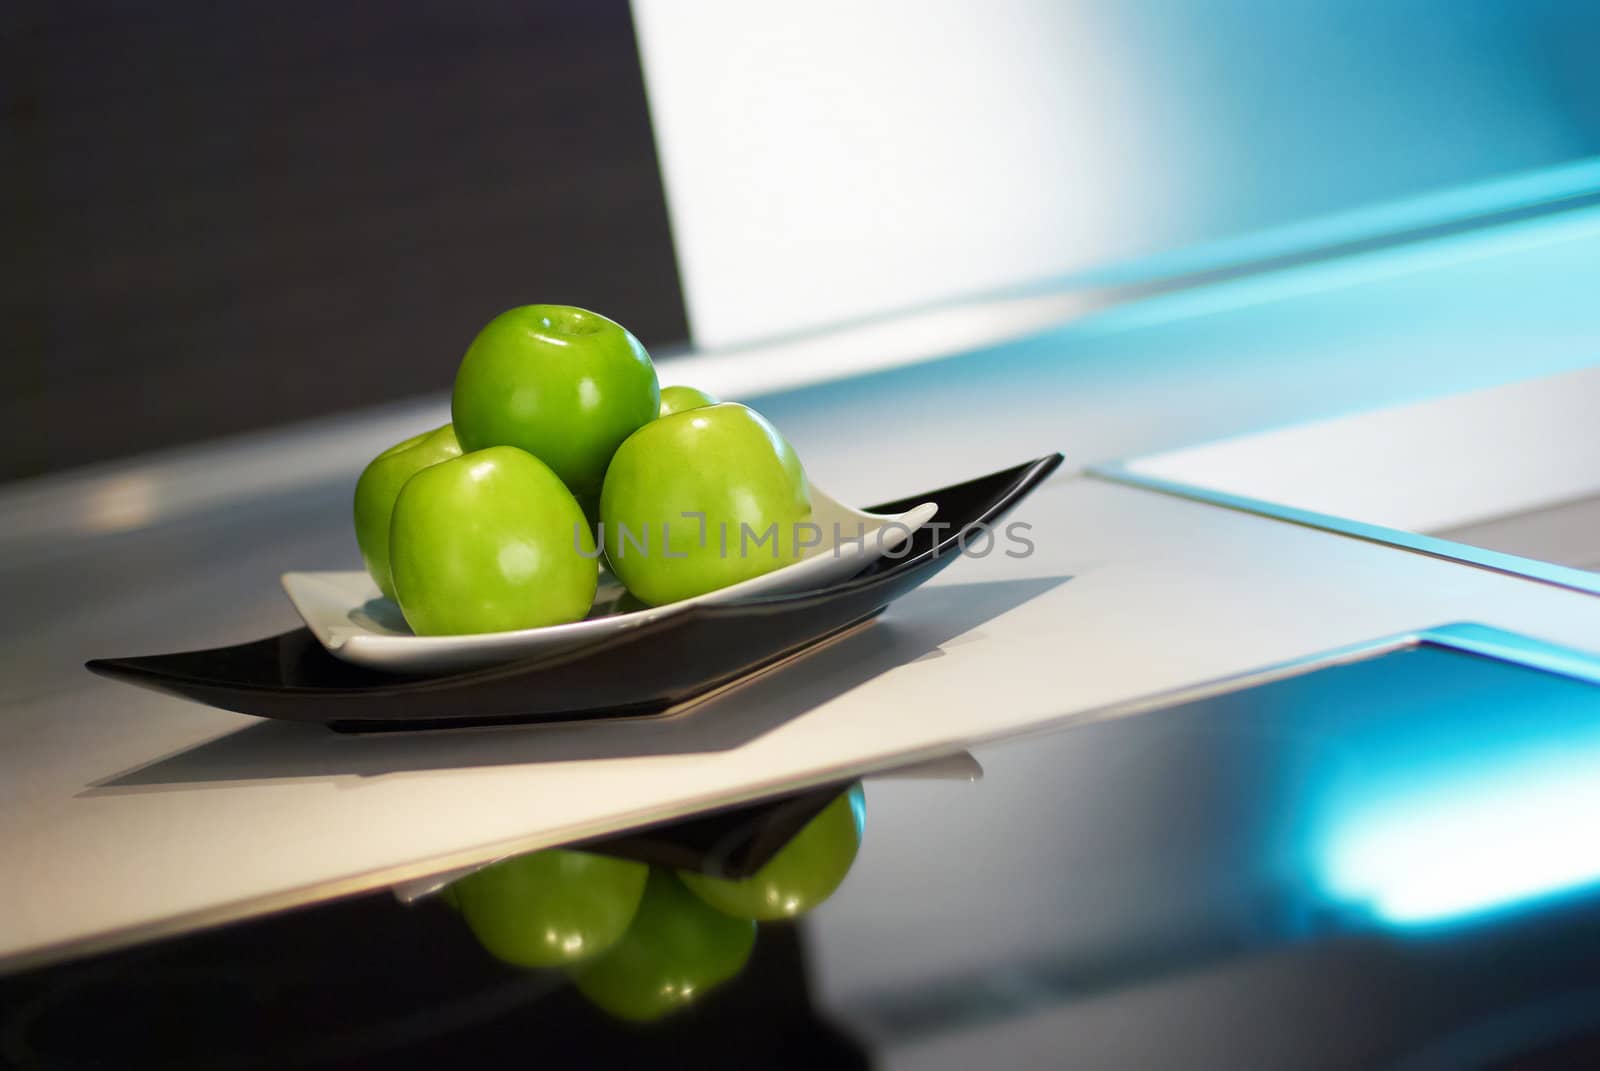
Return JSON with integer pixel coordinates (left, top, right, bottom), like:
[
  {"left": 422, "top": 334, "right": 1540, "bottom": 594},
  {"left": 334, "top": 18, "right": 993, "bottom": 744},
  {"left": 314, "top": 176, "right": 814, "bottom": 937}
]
[
  {"left": 352, "top": 424, "right": 461, "bottom": 601},
  {"left": 389, "top": 446, "right": 597, "bottom": 635},
  {"left": 599, "top": 403, "right": 812, "bottom": 606},
  {"left": 451, "top": 304, "right": 659, "bottom": 505},
  {"left": 452, "top": 849, "right": 647, "bottom": 968},
  {"left": 570, "top": 868, "right": 756, "bottom": 1022},
  {"left": 658, "top": 384, "right": 719, "bottom": 418},
  {"left": 680, "top": 784, "right": 864, "bottom": 920}
]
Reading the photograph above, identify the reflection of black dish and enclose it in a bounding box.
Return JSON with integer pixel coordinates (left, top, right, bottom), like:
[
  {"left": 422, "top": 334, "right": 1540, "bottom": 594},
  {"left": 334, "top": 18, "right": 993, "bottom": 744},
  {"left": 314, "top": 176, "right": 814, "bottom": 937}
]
[
  {"left": 86, "top": 455, "right": 1063, "bottom": 731},
  {"left": 0, "top": 788, "right": 870, "bottom": 1070},
  {"left": 581, "top": 779, "right": 848, "bottom": 879}
]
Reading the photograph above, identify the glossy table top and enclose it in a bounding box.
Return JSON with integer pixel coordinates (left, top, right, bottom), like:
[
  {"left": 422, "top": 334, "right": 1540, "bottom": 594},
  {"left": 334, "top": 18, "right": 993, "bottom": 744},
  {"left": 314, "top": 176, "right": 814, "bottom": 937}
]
[{"left": 5, "top": 195, "right": 1600, "bottom": 978}]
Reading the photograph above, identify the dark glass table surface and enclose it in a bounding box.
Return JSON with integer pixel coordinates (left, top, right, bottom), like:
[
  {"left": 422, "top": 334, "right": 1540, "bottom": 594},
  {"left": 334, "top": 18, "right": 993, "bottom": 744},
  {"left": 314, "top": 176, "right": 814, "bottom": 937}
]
[{"left": 6, "top": 643, "right": 1600, "bottom": 1069}]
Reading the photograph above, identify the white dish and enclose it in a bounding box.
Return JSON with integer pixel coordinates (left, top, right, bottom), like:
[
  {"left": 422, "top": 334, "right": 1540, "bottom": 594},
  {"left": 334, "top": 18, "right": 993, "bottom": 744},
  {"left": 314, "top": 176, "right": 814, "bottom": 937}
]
[{"left": 283, "top": 487, "right": 937, "bottom": 674}]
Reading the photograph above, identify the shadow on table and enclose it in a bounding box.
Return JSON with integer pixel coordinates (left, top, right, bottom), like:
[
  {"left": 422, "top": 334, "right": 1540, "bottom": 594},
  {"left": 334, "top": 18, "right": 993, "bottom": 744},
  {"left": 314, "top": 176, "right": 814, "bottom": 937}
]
[{"left": 85, "top": 576, "right": 1067, "bottom": 792}]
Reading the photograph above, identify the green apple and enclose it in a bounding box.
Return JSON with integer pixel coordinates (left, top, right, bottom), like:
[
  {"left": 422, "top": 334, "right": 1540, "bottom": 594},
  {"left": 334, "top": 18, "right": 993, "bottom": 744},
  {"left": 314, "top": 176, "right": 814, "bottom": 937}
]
[
  {"left": 453, "top": 849, "right": 648, "bottom": 968},
  {"left": 451, "top": 304, "right": 659, "bottom": 505},
  {"left": 352, "top": 424, "right": 461, "bottom": 601},
  {"left": 599, "top": 403, "right": 812, "bottom": 606},
  {"left": 658, "top": 384, "right": 719, "bottom": 418},
  {"left": 679, "top": 784, "right": 864, "bottom": 920},
  {"left": 389, "top": 446, "right": 598, "bottom": 635},
  {"left": 570, "top": 868, "right": 756, "bottom": 1022}
]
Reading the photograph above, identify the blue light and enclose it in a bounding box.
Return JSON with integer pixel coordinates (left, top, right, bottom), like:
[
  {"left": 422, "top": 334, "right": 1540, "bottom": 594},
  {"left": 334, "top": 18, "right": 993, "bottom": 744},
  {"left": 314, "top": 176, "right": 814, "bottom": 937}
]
[
  {"left": 1321, "top": 750, "right": 1600, "bottom": 926},
  {"left": 1312, "top": 650, "right": 1600, "bottom": 929}
]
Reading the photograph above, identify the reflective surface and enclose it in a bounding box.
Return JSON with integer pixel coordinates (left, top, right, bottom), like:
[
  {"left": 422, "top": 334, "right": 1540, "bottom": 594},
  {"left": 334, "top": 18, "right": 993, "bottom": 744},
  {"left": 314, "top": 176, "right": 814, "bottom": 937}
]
[{"left": 10, "top": 636, "right": 1600, "bottom": 1067}]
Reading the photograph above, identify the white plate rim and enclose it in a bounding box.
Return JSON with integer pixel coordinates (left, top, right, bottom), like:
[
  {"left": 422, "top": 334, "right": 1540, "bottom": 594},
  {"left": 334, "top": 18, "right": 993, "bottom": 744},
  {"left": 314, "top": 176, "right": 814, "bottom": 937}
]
[{"left": 283, "top": 494, "right": 937, "bottom": 671}]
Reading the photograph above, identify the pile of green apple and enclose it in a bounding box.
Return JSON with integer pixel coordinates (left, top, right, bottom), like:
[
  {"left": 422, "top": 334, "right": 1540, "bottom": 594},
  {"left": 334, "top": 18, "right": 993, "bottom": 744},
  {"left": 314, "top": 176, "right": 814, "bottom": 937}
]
[
  {"left": 353, "top": 304, "right": 813, "bottom": 635},
  {"left": 445, "top": 784, "right": 865, "bottom": 1022}
]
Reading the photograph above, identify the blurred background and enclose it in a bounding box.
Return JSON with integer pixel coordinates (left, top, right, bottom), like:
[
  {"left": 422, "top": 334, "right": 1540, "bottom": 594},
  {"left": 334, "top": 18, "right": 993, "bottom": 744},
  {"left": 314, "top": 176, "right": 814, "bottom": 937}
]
[{"left": 5, "top": 0, "right": 1600, "bottom": 481}]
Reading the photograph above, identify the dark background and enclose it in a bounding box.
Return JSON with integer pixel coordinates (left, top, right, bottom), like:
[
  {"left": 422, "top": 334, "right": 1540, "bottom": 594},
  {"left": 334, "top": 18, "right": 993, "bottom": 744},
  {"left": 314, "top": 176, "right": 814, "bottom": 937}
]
[{"left": 1, "top": 1, "right": 688, "bottom": 482}]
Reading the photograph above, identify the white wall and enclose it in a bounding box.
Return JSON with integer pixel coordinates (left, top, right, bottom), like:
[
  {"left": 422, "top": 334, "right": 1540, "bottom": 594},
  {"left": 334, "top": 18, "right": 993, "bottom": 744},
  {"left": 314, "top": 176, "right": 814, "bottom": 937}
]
[{"left": 633, "top": 0, "right": 1599, "bottom": 348}]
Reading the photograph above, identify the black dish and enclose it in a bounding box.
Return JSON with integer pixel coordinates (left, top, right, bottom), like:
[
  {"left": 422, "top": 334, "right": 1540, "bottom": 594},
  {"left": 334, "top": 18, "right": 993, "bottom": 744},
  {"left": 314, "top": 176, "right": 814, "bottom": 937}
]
[
  {"left": 581, "top": 779, "right": 851, "bottom": 880},
  {"left": 87, "top": 454, "right": 1063, "bottom": 731}
]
